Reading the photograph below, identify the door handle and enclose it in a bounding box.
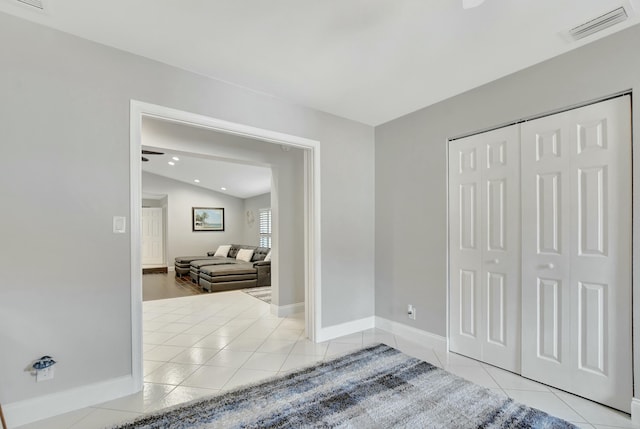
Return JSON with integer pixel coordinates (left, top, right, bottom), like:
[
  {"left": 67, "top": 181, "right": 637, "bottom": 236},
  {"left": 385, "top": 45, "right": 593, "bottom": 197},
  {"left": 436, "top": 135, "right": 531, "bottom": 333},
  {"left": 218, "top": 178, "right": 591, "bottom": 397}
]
[
  {"left": 539, "top": 263, "right": 554, "bottom": 269},
  {"left": 486, "top": 259, "right": 500, "bottom": 264}
]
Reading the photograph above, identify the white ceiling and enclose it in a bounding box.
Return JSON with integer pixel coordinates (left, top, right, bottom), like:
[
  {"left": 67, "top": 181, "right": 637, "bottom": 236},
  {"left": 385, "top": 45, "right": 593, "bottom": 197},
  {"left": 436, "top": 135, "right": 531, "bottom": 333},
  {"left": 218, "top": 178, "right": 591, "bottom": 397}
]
[
  {"left": 1, "top": 0, "right": 639, "bottom": 125},
  {"left": 142, "top": 148, "right": 272, "bottom": 199}
]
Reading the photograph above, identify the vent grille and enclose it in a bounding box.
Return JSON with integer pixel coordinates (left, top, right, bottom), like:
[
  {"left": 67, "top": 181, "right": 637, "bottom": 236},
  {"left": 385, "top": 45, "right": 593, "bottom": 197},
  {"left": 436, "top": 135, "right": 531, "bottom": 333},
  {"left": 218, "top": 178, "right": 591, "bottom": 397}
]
[
  {"left": 16, "top": 0, "right": 44, "bottom": 10},
  {"left": 569, "top": 7, "right": 628, "bottom": 41}
]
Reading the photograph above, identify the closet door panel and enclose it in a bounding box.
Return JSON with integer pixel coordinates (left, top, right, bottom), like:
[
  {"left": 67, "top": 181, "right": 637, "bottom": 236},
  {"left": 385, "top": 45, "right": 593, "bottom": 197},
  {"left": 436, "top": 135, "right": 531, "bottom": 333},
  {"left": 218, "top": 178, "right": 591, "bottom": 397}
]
[
  {"left": 449, "top": 125, "right": 520, "bottom": 372},
  {"left": 521, "top": 96, "right": 631, "bottom": 413},
  {"left": 481, "top": 126, "right": 520, "bottom": 372},
  {"left": 449, "top": 139, "right": 483, "bottom": 360}
]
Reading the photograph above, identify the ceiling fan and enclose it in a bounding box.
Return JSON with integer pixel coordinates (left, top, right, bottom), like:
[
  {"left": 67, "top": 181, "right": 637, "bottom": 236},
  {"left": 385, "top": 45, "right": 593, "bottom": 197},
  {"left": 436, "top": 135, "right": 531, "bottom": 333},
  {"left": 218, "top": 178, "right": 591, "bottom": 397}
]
[{"left": 141, "top": 149, "right": 164, "bottom": 162}]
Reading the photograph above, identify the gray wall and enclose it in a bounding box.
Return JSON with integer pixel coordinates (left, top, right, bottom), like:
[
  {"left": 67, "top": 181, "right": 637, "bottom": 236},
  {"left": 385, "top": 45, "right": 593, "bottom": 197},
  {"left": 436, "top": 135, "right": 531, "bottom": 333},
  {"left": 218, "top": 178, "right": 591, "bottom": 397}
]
[
  {"left": 0, "top": 11, "right": 374, "bottom": 407},
  {"left": 243, "top": 193, "right": 272, "bottom": 246},
  {"left": 375, "top": 24, "right": 640, "bottom": 393},
  {"left": 142, "top": 172, "right": 245, "bottom": 264}
]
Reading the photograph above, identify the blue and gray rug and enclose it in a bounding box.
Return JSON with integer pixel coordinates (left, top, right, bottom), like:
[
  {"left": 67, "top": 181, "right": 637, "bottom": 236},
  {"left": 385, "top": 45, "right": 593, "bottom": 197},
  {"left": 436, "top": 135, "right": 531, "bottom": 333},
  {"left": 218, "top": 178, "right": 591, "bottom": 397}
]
[{"left": 112, "top": 344, "right": 577, "bottom": 428}]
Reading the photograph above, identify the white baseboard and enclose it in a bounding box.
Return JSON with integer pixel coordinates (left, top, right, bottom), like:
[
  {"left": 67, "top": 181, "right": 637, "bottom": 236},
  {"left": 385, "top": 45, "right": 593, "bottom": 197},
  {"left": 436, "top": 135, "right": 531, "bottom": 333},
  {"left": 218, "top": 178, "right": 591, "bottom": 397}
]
[
  {"left": 316, "top": 316, "right": 375, "bottom": 343},
  {"left": 271, "top": 302, "right": 304, "bottom": 318},
  {"left": 631, "top": 398, "right": 640, "bottom": 426},
  {"left": 3, "top": 375, "right": 137, "bottom": 428},
  {"left": 374, "top": 317, "right": 447, "bottom": 351},
  {"left": 167, "top": 265, "right": 175, "bottom": 272}
]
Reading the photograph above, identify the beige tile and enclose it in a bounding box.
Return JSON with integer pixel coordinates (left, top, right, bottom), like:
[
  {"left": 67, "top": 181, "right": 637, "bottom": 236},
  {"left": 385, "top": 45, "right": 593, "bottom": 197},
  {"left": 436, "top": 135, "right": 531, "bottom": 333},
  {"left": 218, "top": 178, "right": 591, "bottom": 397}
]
[
  {"left": 162, "top": 333, "right": 207, "bottom": 347},
  {"left": 94, "top": 383, "right": 175, "bottom": 413},
  {"left": 203, "top": 350, "right": 253, "bottom": 368},
  {"left": 182, "top": 365, "right": 238, "bottom": 389},
  {"left": 143, "top": 360, "right": 165, "bottom": 376},
  {"left": 325, "top": 342, "right": 362, "bottom": 358},
  {"left": 553, "top": 390, "right": 633, "bottom": 428},
  {"left": 484, "top": 366, "right": 550, "bottom": 391},
  {"left": 144, "top": 362, "right": 200, "bottom": 385},
  {"left": 223, "top": 368, "right": 277, "bottom": 391},
  {"left": 154, "top": 322, "right": 192, "bottom": 334},
  {"left": 15, "top": 408, "right": 93, "bottom": 429},
  {"left": 504, "top": 390, "right": 586, "bottom": 423},
  {"left": 279, "top": 353, "right": 324, "bottom": 373},
  {"left": 444, "top": 365, "right": 500, "bottom": 389},
  {"left": 193, "top": 333, "right": 234, "bottom": 349},
  {"left": 290, "top": 340, "right": 329, "bottom": 356},
  {"left": 170, "top": 347, "right": 220, "bottom": 365},
  {"left": 143, "top": 332, "right": 177, "bottom": 345},
  {"left": 399, "top": 346, "right": 442, "bottom": 367},
  {"left": 330, "top": 332, "right": 363, "bottom": 345},
  {"left": 182, "top": 324, "right": 220, "bottom": 336},
  {"left": 224, "top": 336, "right": 265, "bottom": 352},
  {"left": 268, "top": 329, "right": 303, "bottom": 341},
  {"left": 256, "top": 339, "right": 297, "bottom": 354},
  {"left": 146, "top": 386, "right": 220, "bottom": 413},
  {"left": 144, "top": 345, "right": 186, "bottom": 362},
  {"left": 241, "top": 352, "right": 288, "bottom": 372},
  {"left": 69, "top": 408, "right": 142, "bottom": 429}
]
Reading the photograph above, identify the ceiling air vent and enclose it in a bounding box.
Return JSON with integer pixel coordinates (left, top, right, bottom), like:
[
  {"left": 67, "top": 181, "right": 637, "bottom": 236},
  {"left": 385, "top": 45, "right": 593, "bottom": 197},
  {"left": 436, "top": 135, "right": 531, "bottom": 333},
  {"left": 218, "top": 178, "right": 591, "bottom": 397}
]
[
  {"left": 569, "top": 7, "right": 628, "bottom": 41},
  {"left": 15, "top": 0, "right": 44, "bottom": 10}
]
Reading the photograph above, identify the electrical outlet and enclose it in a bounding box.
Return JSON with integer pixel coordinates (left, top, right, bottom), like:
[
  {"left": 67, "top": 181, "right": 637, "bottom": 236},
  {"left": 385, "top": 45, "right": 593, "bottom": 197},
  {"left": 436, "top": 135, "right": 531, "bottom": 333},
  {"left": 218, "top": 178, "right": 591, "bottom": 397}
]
[
  {"left": 36, "top": 366, "right": 54, "bottom": 382},
  {"left": 407, "top": 304, "right": 416, "bottom": 320}
]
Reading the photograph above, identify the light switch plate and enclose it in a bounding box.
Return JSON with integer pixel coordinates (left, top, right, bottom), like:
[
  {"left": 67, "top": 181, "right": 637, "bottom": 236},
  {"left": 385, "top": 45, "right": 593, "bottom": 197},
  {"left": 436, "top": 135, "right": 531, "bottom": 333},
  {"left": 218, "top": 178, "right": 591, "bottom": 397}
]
[{"left": 113, "top": 216, "right": 126, "bottom": 233}]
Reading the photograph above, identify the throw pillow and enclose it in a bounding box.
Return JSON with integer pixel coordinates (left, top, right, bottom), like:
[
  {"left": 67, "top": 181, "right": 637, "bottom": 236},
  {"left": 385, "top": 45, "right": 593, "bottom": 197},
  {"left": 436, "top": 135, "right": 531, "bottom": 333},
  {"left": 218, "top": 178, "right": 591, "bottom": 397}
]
[
  {"left": 214, "top": 244, "right": 231, "bottom": 258},
  {"left": 236, "top": 248, "right": 254, "bottom": 262},
  {"left": 264, "top": 251, "right": 271, "bottom": 262}
]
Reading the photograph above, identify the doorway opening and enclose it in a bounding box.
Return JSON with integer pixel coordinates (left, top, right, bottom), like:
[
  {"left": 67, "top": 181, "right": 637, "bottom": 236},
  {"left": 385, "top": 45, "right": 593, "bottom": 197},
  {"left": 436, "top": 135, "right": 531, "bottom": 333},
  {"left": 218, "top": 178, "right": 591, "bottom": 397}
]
[{"left": 129, "top": 100, "right": 321, "bottom": 389}]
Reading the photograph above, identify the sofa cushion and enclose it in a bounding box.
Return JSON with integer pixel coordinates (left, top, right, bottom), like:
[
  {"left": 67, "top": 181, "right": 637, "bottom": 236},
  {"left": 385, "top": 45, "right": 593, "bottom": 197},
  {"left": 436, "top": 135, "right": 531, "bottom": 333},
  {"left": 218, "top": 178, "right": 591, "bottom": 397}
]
[
  {"left": 213, "top": 245, "right": 231, "bottom": 258},
  {"left": 264, "top": 251, "right": 272, "bottom": 262},
  {"left": 200, "top": 264, "right": 256, "bottom": 276},
  {"left": 228, "top": 244, "right": 256, "bottom": 259},
  {"left": 175, "top": 256, "right": 216, "bottom": 264},
  {"left": 190, "top": 259, "right": 235, "bottom": 269},
  {"left": 252, "top": 247, "right": 270, "bottom": 262},
  {"left": 236, "top": 248, "right": 254, "bottom": 262}
]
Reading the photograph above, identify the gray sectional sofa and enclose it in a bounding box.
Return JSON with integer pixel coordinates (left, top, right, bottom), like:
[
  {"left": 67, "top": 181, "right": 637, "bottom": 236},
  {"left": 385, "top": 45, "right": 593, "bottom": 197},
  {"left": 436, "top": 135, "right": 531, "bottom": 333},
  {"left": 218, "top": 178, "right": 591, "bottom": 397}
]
[{"left": 174, "top": 244, "right": 271, "bottom": 292}]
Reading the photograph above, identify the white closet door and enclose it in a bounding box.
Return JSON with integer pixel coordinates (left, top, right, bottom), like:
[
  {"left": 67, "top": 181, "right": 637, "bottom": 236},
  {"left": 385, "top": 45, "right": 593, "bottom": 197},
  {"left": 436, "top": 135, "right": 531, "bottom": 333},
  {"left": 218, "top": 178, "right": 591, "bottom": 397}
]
[
  {"left": 142, "top": 207, "right": 164, "bottom": 266},
  {"left": 521, "top": 96, "right": 631, "bottom": 412},
  {"left": 449, "top": 125, "right": 520, "bottom": 372}
]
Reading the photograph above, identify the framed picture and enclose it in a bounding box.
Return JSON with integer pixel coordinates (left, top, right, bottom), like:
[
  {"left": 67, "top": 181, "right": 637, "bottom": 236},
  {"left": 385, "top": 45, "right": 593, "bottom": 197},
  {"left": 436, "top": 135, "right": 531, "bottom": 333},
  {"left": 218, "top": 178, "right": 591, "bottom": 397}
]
[{"left": 192, "top": 207, "right": 225, "bottom": 231}]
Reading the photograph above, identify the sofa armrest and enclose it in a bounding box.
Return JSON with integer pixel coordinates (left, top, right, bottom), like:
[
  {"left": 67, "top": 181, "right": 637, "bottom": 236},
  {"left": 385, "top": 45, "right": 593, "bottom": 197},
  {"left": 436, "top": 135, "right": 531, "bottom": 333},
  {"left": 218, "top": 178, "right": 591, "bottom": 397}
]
[{"left": 254, "top": 261, "right": 271, "bottom": 287}]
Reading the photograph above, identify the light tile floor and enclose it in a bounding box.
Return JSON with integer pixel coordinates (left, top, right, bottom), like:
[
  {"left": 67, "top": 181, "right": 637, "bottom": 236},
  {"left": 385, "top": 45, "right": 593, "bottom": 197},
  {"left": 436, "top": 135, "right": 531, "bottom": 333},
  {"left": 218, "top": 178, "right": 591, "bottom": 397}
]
[{"left": 16, "top": 291, "right": 634, "bottom": 429}]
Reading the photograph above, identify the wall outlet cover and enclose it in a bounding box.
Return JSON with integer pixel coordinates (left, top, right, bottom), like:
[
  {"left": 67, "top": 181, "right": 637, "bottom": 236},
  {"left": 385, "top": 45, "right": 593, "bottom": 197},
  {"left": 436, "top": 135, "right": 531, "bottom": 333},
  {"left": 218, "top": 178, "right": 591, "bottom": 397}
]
[{"left": 36, "top": 366, "right": 54, "bottom": 382}]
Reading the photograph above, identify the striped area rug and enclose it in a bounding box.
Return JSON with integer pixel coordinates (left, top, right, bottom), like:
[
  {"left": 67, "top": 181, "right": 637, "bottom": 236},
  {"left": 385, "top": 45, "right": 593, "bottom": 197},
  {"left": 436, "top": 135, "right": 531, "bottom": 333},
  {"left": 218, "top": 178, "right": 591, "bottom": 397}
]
[
  {"left": 242, "top": 286, "right": 272, "bottom": 304},
  {"left": 112, "top": 344, "right": 577, "bottom": 428}
]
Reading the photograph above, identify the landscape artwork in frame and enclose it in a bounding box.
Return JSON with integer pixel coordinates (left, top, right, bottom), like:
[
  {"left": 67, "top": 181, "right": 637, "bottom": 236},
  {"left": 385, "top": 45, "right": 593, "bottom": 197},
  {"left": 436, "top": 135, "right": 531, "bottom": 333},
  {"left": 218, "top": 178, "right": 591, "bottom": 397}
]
[{"left": 192, "top": 207, "right": 225, "bottom": 231}]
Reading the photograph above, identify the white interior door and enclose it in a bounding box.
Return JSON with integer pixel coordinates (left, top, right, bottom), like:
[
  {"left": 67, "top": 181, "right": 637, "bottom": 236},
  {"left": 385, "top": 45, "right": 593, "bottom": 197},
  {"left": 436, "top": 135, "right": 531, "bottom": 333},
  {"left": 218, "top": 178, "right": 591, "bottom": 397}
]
[
  {"left": 521, "top": 96, "right": 632, "bottom": 412},
  {"left": 142, "top": 207, "right": 164, "bottom": 266},
  {"left": 449, "top": 125, "right": 521, "bottom": 372}
]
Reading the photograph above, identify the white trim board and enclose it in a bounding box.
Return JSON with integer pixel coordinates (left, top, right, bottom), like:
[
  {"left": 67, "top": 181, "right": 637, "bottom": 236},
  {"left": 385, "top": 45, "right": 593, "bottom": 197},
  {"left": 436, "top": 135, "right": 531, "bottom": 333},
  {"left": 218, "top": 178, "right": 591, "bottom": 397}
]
[
  {"left": 316, "top": 317, "right": 375, "bottom": 343},
  {"left": 271, "top": 302, "right": 305, "bottom": 317},
  {"left": 632, "top": 398, "right": 640, "bottom": 426},
  {"left": 3, "top": 376, "right": 135, "bottom": 428},
  {"left": 374, "top": 317, "right": 447, "bottom": 352},
  {"left": 130, "top": 100, "right": 322, "bottom": 391}
]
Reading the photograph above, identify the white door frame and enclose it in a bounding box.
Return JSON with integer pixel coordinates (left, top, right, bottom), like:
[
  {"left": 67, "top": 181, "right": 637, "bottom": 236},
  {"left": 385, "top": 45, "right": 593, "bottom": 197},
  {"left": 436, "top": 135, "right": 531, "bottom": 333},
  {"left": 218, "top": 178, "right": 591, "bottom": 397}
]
[{"left": 129, "top": 100, "right": 322, "bottom": 390}]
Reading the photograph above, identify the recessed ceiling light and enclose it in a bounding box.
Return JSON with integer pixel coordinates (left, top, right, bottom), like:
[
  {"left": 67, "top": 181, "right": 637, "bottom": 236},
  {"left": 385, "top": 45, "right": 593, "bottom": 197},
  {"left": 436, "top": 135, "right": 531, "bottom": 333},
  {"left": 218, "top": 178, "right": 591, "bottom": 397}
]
[
  {"left": 172, "top": 156, "right": 180, "bottom": 161},
  {"left": 221, "top": 187, "right": 227, "bottom": 191},
  {"left": 168, "top": 161, "right": 175, "bottom": 166},
  {"left": 194, "top": 179, "right": 200, "bottom": 183}
]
